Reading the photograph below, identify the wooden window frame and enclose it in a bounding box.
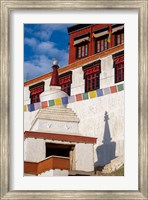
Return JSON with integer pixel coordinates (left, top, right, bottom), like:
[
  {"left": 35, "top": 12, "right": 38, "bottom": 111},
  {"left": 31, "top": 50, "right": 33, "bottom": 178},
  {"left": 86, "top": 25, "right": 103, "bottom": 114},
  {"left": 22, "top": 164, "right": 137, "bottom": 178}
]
[
  {"left": 59, "top": 71, "right": 72, "bottom": 96},
  {"left": 115, "top": 62, "right": 124, "bottom": 83},
  {"left": 83, "top": 61, "right": 101, "bottom": 92},
  {"left": 95, "top": 35, "right": 108, "bottom": 53},
  {"left": 114, "top": 30, "right": 124, "bottom": 46},
  {"left": 113, "top": 52, "right": 124, "bottom": 83},
  {"left": 29, "top": 82, "right": 44, "bottom": 104},
  {"left": 76, "top": 43, "right": 88, "bottom": 59}
]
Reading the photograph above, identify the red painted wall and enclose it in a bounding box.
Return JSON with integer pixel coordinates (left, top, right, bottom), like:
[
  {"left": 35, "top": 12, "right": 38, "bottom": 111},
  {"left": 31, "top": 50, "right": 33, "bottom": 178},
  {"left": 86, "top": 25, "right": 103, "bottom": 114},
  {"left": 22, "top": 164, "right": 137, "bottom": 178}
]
[{"left": 68, "top": 24, "right": 115, "bottom": 64}]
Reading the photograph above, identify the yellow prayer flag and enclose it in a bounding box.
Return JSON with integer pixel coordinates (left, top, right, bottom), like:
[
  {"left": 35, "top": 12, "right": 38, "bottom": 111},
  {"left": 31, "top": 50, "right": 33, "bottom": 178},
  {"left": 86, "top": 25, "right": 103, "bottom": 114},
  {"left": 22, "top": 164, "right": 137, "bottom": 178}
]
[
  {"left": 107, "top": 31, "right": 111, "bottom": 43},
  {"left": 54, "top": 98, "right": 62, "bottom": 106},
  {"left": 24, "top": 105, "right": 27, "bottom": 112},
  {"left": 88, "top": 90, "right": 97, "bottom": 99}
]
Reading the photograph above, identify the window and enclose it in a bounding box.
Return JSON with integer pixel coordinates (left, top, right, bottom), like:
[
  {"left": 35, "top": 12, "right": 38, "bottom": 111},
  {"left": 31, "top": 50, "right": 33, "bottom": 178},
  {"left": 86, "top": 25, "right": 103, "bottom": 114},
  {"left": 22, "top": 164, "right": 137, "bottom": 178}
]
[
  {"left": 112, "top": 52, "right": 124, "bottom": 83},
  {"left": 76, "top": 43, "right": 88, "bottom": 59},
  {"left": 29, "top": 82, "right": 44, "bottom": 104},
  {"left": 115, "top": 62, "right": 124, "bottom": 83},
  {"left": 46, "top": 143, "right": 74, "bottom": 158},
  {"left": 114, "top": 31, "right": 124, "bottom": 46},
  {"left": 83, "top": 60, "right": 101, "bottom": 92},
  {"left": 74, "top": 33, "right": 90, "bottom": 59},
  {"left": 95, "top": 36, "right": 108, "bottom": 53},
  {"left": 112, "top": 24, "right": 124, "bottom": 46},
  {"left": 93, "top": 27, "right": 109, "bottom": 53},
  {"left": 59, "top": 71, "right": 72, "bottom": 96}
]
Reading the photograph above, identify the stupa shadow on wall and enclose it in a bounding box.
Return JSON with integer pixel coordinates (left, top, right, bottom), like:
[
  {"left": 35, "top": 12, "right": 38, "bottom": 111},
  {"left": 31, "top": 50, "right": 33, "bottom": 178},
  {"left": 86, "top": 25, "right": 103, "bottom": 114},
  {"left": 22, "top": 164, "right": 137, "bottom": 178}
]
[{"left": 94, "top": 111, "right": 116, "bottom": 168}]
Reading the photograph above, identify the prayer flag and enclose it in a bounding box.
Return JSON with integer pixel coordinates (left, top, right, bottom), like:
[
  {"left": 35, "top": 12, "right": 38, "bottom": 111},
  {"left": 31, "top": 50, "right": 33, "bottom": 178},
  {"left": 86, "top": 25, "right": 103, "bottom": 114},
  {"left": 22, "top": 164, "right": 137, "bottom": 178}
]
[
  {"left": 117, "top": 84, "right": 124, "bottom": 91},
  {"left": 48, "top": 99, "right": 55, "bottom": 107},
  {"left": 110, "top": 86, "right": 117, "bottom": 93},
  {"left": 96, "top": 89, "right": 103, "bottom": 97},
  {"left": 82, "top": 92, "right": 89, "bottom": 100},
  {"left": 62, "top": 96, "right": 68, "bottom": 105},
  {"left": 76, "top": 93, "right": 83, "bottom": 101},
  {"left": 103, "top": 87, "right": 111, "bottom": 95},
  {"left": 54, "top": 98, "right": 62, "bottom": 106},
  {"left": 34, "top": 102, "right": 42, "bottom": 110},
  {"left": 42, "top": 101, "right": 48, "bottom": 109},
  {"left": 88, "top": 90, "right": 97, "bottom": 98},
  {"left": 24, "top": 105, "right": 27, "bottom": 112}
]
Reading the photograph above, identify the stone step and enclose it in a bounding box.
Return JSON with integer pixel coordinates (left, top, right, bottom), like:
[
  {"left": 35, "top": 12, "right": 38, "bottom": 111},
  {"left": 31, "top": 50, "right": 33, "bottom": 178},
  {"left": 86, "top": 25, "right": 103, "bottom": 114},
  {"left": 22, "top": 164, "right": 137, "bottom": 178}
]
[
  {"left": 39, "top": 109, "right": 77, "bottom": 116},
  {"left": 38, "top": 115, "right": 80, "bottom": 123},
  {"left": 46, "top": 107, "right": 72, "bottom": 111},
  {"left": 69, "top": 170, "right": 95, "bottom": 176},
  {"left": 102, "top": 156, "right": 124, "bottom": 174}
]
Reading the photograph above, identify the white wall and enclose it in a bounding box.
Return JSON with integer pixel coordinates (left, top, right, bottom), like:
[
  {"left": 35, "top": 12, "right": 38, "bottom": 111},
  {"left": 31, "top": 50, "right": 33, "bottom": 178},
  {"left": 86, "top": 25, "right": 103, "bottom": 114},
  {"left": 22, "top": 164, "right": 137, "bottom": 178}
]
[
  {"left": 24, "top": 110, "right": 39, "bottom": 131},
  {"left": 100, "top": 55, "right": 114, "bottom": 88},
  {"left": 75, "top": 143, "right": 94, "bottom": 171},
  {"left": 31, "top": 119, "right": 79, "bottom": 134},
  {"left": 24, "top": 138, "right": 45, "bottom": 162},
  {"left": 68, "top": 91, "right": 124, "bottom": 166},
  {"left": 71, "top": 67, "right": 85, "bottom": 95},
  {"left": 24, "top": 86, "right": 30, "bottom": 104},
  {"left": 24, "top": 52, "right": 124, "bottom": 169},
  {"left": 24, "top": 138, "right": 94, "bottom": 172}
]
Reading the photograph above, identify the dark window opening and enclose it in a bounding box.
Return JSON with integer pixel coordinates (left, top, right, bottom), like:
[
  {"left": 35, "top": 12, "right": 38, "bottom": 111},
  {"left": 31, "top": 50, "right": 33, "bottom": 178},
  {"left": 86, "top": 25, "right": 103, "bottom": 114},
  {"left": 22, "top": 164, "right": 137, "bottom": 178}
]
[
  {"left": 95, "top": 35, "right": 108, "bottom": 53},
  {"left": 29, "top": 82, "right": 44, "bottom": 104},
  {"left": 85, "top": 73, "right": 100, "bottom": 92},
  {"left": 114, "top": 30, "right": 124, "bottom": 46},
  {"left": 59, "top": 71, "right": 72, "bottom": 96},
  {"left": 76, "top": 43, "right": 88, "bottom": 59},
  {"left": 46, "top": 143, "right": 74, "bottom": 158},
  {"left": 83, "top": 61, "right": 101, "bottom": 92},
  {"left": 112, "top": 52, "right": 124, "bottom": 83},
  {"left": 115, "top": 63, "right": 124, "bottom": 83}
]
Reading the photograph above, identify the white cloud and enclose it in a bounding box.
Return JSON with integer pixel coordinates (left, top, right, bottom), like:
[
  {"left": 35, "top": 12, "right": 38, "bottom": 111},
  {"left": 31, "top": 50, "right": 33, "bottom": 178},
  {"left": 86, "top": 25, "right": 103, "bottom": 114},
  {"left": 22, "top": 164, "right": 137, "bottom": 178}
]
[
  {"left": 35, "top": 41, "right": 68, "bottom": 66},
  {"left": 24, "top": 24, "right": 71, "bottom": 81},
  {"left": 24, "top": 56, "right": 52, "bottom": 81},
  {"left": 37, "top": 41, "right": 55, "bottom": 54},
  {"left": 24, "top": 52, "right": 68, "bottom": 81},
  {"left": 24, "top": 37, "right": 37, "bottom": 48},
  {"left": 35, "top": 30, "right": 52, "bottom": 41},
  {"left": 31, "top": 24, "right": 71, "bottom": 41}
]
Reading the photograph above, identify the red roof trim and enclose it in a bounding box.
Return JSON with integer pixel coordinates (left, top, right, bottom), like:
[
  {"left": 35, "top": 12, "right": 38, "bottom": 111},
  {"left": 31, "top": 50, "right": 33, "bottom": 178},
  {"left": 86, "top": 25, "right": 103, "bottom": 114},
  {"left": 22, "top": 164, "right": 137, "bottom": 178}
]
[{"left": 24, "top": 131, "right": 97, "bottom": 144}]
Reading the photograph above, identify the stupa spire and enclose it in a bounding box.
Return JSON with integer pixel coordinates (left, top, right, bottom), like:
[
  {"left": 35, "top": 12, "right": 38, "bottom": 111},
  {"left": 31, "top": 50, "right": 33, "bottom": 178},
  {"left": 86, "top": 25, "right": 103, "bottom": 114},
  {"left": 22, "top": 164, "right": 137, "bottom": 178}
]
[{"left": 50, "top": 59, "right": 60, "bottom": 86}]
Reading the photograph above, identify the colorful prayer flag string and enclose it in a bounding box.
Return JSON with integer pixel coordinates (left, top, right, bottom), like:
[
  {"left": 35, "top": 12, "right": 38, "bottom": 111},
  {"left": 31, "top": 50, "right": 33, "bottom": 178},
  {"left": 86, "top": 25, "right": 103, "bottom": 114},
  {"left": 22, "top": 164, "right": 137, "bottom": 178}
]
[{"left": 24, "top": 83, "right": 124, "bottom": 112}]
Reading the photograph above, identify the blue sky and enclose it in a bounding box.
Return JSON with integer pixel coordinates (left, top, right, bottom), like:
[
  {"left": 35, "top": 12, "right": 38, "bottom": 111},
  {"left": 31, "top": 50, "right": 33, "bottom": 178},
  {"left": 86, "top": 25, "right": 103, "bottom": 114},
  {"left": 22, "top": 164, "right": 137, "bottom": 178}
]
[{"left": 24, "top": 24, "right": 72, "bottom": 81}]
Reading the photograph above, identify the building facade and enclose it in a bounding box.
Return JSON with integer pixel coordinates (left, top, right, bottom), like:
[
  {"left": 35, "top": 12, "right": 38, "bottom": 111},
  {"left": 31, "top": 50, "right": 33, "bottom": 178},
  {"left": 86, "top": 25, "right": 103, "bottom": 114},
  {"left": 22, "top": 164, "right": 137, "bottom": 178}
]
[{"left": 24, "top": 24, "right": 124, "bottom": 176}]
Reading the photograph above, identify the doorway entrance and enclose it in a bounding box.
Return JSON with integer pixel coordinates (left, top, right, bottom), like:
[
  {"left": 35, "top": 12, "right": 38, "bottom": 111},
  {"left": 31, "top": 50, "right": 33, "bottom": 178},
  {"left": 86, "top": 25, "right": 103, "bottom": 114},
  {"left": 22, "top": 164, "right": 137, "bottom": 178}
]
[{"left": 46, "top": 143, "right": 75, "bottom": 170}]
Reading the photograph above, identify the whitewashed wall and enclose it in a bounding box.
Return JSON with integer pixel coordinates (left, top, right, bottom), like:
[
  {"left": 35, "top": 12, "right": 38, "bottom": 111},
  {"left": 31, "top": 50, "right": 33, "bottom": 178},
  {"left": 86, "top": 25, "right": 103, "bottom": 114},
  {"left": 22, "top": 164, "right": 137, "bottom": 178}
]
[
  {"left": 100, "top": 55, "right": 114, "bottom": 88},
  {"left": 24, "top": 110, "right": 39, "bottom": 131},
  {"left": 24, "top": 86, "right": 30, "bottom": 104},
  {"left": 68, "top": 91, "right": 124, "bottom": 166},
  {"left": 31, "top": 119, "right": 79, "bottom": 134},
  {"left": 71, "top": 67, "right": 85, "bottom": 95},
  {"left": 24, "top": 138, "right": 45, "bottom": 162},
  {"left": 24, "top": 52, "right": 124, "bottom": 168},
  {"left": 75, "top": 143, "right": 94, "bottom": 171},
  {"left": 24, "top": 138, "right": 94, "bottom": 172}
]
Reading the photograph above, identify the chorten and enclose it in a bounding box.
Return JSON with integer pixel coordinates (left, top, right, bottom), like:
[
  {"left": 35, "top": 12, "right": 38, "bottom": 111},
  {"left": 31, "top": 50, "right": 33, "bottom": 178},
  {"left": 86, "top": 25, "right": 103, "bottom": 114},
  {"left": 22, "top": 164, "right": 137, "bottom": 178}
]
[
  {"left": 40, "top": 59, "right": 68, "bottom": 102},
  {"left": 30, "top": 59, "right": 80, "bottom": 135}
]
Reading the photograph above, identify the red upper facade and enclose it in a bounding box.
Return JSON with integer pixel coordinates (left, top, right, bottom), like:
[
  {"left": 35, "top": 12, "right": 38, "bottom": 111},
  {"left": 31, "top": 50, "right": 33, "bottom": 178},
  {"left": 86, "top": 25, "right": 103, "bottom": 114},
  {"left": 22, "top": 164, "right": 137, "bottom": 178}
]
[
  {"left": 24, "top": 24, "right": 124, "bottom": 88},
  {"left": 67, "top": 24, "right": 124, "bottom": 64}
]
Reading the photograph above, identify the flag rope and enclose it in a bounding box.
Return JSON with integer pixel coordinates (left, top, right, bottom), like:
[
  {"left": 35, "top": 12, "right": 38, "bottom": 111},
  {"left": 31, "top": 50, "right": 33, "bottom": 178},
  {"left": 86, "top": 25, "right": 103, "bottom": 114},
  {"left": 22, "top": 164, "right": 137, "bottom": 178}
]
[{"left": 24, "top": 83, "right": 124, "bottom": 112}]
